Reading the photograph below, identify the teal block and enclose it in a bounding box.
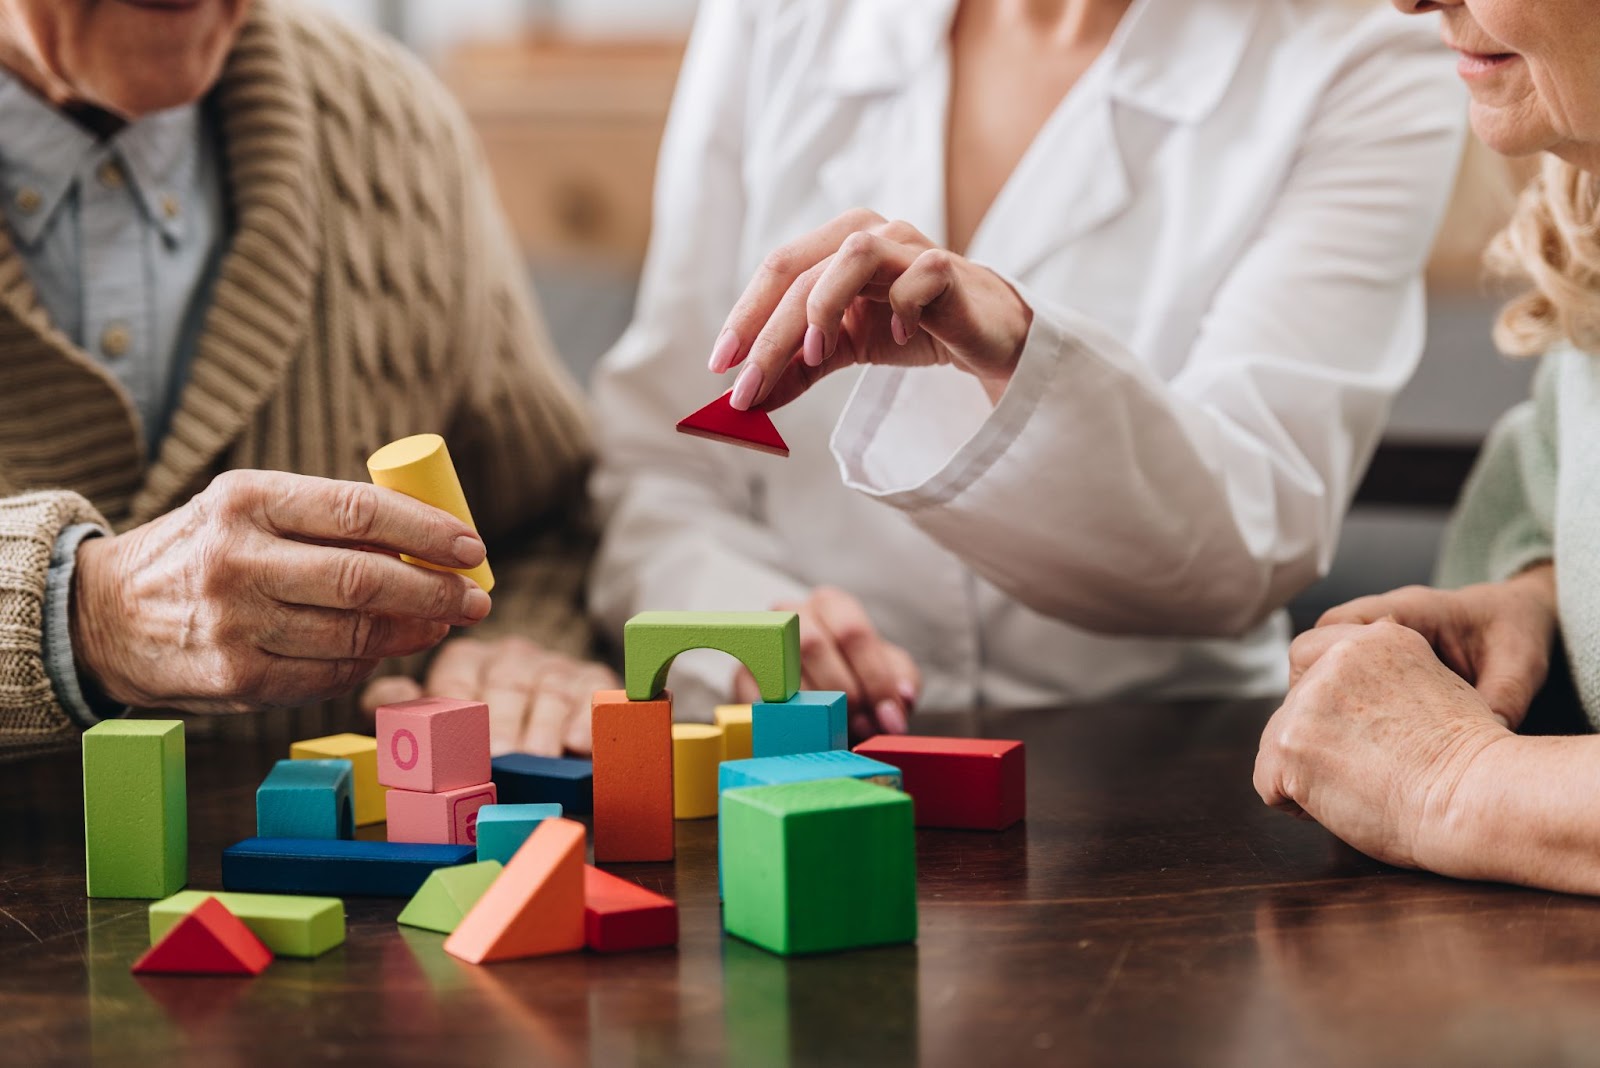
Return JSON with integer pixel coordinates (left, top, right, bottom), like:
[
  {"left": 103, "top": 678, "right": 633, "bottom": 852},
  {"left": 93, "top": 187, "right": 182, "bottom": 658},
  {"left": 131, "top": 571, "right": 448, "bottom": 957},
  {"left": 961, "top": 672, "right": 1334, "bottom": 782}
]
[
  {"left": 83, "top": 720, "right": 186, "bottom": 899},
  {"left": 721, "top": 778, "right": 917, "bottom": 956},
  {"left": 257, "top": 759, "right": 354, "bottom": 840},
  {"left": 752, "top": 691, "right": 846, "bottom": 757},
  {"left": 624, "top": 611, "right": 800, "bottom": 702},
  {"left": 474, "top": 803, "right": 563, "bottom": 865}
]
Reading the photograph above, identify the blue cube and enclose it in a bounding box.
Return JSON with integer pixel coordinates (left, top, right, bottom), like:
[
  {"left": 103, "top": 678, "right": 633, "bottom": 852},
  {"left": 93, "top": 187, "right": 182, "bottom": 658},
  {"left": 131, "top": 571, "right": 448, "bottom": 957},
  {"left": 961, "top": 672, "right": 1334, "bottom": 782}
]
[
  {"left": 752, "top": 691, "right": 847, "bottom": 757},
  {"left": 491, "top": 753, "right": 593, "bottom": 813},
  {"left": 474, "top": 803, "right": 564, "bottom": 865},
  {"left": 256, "top": 759, "right": 354, "bottom": 840}
]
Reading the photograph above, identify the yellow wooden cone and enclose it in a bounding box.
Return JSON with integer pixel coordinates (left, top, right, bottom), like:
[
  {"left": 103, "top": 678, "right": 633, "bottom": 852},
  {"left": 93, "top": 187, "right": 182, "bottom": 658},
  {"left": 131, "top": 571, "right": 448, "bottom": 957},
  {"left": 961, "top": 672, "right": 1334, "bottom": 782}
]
[{"left": 367, "top": 433, "right": 494, "bottom": 592}]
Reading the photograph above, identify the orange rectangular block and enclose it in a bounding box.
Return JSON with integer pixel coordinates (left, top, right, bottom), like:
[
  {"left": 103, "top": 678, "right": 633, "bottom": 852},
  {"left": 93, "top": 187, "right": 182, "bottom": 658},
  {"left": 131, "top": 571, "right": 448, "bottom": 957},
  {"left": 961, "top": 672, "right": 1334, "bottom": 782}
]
[
  {"left": 591, "top": 690, "right": 674, "bottom": 863},
  {"left": 443, "top": 817, "right": 585, "bottom": 963}
]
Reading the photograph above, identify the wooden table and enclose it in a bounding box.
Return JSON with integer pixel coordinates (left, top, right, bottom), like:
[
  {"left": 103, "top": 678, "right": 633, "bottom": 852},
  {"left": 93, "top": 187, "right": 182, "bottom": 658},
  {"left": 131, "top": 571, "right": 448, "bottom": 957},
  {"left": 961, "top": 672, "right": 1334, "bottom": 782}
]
[{"left": 3, "top": 698, "right": 1599, "bottom": 1067}]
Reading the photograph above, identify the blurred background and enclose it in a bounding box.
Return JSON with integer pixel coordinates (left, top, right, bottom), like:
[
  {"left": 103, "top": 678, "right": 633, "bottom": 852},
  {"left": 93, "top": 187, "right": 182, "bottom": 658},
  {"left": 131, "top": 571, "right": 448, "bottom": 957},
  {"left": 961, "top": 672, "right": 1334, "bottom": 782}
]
[{"left": 312, "top": 0, "right": 1537, "bottom": 629}]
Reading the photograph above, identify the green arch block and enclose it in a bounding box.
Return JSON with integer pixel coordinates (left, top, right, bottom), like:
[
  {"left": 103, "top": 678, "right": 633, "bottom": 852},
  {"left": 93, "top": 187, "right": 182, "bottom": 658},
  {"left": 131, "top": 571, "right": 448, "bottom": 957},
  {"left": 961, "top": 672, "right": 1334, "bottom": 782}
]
[{"left": 624, "top": 611, "right": 801, "bottom": 702}]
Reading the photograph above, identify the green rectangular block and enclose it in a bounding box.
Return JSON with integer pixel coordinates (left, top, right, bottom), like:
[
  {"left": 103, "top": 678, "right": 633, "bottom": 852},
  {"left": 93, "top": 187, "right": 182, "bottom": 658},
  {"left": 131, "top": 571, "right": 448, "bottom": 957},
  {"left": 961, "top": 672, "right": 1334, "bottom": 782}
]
[
  {"left": 721, "top": 778, "right": 916, "bottom": 956},
  {"left": 624, "top": 611, "right": 801, "bottom": 702},
  {"left": 83, "top": 720, "right": 186, "bottom": 899},
  {"left": 149, "top": 890, "right": 345, "bottom": 958}
]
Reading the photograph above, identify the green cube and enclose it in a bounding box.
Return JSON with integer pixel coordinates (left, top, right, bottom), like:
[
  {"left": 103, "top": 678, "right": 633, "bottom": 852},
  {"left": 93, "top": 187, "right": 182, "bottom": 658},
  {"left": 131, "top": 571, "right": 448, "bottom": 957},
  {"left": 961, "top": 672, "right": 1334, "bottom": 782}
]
[
  {"left": 149, "top": 890, "right": 344, "bottom": 958},
  {"left": 721, "top": 778, "right": 916, "bottom": 956},
  {"left": 624, "top": 611, "right": 800, "bottom": 702},
  {"left": 83, "top": 720, "right": 186, "bottom": 899}
]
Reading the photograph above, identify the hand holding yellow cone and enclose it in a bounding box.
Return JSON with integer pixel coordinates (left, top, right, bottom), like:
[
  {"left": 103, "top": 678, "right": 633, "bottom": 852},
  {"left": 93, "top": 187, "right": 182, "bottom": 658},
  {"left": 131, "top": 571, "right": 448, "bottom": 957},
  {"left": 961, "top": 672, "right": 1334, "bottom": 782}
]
[{"left": 367, "top": 433, "right": 494, "bottom": 592}]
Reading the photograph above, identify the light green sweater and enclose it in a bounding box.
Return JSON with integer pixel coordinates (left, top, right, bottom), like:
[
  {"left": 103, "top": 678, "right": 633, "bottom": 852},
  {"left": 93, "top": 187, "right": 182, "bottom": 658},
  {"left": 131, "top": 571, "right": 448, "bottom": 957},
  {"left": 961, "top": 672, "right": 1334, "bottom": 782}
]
[{"left": 1437, "top": 349, "right": 1595, "bottom": 720}]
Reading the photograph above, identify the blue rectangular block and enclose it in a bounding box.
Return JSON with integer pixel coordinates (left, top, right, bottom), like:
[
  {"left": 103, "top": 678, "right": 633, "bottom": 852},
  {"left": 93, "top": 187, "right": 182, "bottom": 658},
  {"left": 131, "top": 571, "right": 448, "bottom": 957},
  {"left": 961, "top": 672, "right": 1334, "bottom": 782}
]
[
  {"left": 257, "top": 759, "right": 354, "bottom": 839},
  {"left": 475, "top": 803, "right": 563, "bottom": 865},
  {"left": 491, "top": 753, "right": 593, "bottom": 813},
  {"left": 221, "top": 837, "right": 476, "bottom": 897},
  {"left": 752, "top": 691, "right": 847, "bottom": 758},
  {"left": 717, "top": 750, "right": 903, "bottom": 895}
]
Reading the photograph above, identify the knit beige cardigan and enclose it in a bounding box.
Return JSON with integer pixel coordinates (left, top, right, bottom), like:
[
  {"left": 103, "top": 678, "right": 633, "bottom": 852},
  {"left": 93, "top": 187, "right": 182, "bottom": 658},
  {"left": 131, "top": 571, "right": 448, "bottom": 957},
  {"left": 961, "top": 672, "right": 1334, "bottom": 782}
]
[{"left": 0, "top": 1, "right": 595, "bottom": 753}]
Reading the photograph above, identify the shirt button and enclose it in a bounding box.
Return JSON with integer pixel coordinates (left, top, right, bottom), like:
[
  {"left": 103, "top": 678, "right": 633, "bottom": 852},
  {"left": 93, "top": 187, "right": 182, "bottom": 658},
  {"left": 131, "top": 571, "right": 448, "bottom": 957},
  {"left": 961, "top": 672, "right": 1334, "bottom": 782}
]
[
  {"left": 100, "top": 323, "right": 131, "bottom": 358},
  {"left": 97, "top": 160, "right": 125, "bottom": 190},
  {"left": 160, "top": 194, "right": 180, "bottom": 220},
  {"left": 13, "top": 187, "right": 40, "bottom": 214}
]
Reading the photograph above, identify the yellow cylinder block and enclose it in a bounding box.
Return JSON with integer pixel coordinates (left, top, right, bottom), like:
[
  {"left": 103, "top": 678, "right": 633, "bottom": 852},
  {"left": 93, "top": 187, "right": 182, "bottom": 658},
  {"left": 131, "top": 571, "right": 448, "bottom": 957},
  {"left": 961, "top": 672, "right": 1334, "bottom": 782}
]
[
  {"left": 713, "top": 704, "right": 753, "bottom": 762},
  {"left": 672, "top": 723, "right": 724, "bottom": 820},
  {"left": 367, "top": 433, "right": 494, "bottom": 592}
]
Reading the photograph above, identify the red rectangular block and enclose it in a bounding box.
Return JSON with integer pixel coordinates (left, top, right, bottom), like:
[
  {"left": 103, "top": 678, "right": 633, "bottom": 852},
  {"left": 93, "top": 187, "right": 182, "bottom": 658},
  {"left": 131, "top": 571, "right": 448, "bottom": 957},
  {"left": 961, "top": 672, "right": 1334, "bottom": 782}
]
[
  {"left": 591, "top": 690, "right": 674, "bottom": 862},
  {"left": 852, "top": 736, "right": 1024, "bottom": 830},
  {"left": 584, "top": 865, "right": 678, "bottom": 952}
]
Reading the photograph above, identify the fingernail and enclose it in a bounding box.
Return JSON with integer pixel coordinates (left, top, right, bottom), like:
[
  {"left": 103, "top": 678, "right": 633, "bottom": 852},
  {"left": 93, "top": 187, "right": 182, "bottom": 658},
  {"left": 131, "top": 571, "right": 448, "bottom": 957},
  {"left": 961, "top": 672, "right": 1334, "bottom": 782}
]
[
  {"left": 803, "top": 324, "right": 825, "bottom": 367},
  {"left": 462, "top": 585, "right": 491, "bottom": 621},
  {"left": 709, "top": 328, "right": 739, "bottom": 373},
  {"left": 896, "top": 680, "right": 918, "bottom": 707},
  {"left": 1492, "top": 713, "right": 1511, "bottom": 729},
  {"left": 876, "top": 699, "right": 908, "bottom": 735},
  {"left": 453, "top": 534, "right": 486, "bottom": 567},
  {"left": 730, "top": 363, "right": 764, "bottom": 410},
  {"left": 890, "top": 313, "right": 908, "bottom": 345}
]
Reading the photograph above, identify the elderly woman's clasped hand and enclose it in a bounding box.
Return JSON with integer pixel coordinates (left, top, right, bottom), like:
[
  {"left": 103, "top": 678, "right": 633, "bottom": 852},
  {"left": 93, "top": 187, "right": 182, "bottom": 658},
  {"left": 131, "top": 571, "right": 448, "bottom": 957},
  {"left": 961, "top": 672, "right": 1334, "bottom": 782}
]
[{"left": 71, "top": 470, "right": 491, "bottom": 713}]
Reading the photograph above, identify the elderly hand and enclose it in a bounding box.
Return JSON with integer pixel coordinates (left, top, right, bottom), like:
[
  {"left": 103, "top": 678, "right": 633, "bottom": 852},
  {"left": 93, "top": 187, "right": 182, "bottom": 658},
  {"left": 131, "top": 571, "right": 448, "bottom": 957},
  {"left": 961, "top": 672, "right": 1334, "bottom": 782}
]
[
  {"left": 731, "top": 586, "right": 920, "bottom": 740},
  {"left": 71, "top": 470, "right": 490, "bottom": 713},
  {"left": 362, "top": 637, "right": 617, "bottom": 757},
  {"left": 710, "top": 209, "right": 1034, "bottom": 411},
  {"left": 1295, "top": 564, "right": 1557, "bottom": 729},
  {"left": 1254, "top": 620, "right": 1514, "bottom": 874}
]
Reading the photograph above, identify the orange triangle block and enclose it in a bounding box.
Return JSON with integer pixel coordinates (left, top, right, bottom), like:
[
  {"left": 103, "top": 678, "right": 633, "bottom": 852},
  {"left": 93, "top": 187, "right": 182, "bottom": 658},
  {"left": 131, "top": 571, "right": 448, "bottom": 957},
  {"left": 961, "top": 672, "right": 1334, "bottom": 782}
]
[
  {"left": 676, "top": 392, "right": 789, "bottom": 457},
  {"left": 443, "top": 817, "right": 585, "bottom": 963},
  {"left": 132, "top": 897, "right": 273, "bottom": 976}
]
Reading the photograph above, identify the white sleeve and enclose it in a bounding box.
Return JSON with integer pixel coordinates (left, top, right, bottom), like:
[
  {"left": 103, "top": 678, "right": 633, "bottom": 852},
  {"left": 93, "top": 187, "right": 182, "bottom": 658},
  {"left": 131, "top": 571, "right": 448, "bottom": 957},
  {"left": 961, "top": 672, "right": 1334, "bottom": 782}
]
[
  {"left": 831, "top": 22, "right": 1468, "bottom": 639},
  {"left": 590, "top": 0, "right": 807, "bottom": 709}
]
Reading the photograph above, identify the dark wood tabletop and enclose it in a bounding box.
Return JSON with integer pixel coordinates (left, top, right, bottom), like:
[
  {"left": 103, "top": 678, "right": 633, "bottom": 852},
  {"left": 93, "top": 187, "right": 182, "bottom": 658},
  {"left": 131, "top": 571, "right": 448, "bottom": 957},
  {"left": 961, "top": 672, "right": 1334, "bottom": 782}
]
[{"left": 3, "top": 697, "right": 1600, "bottom": 1068}]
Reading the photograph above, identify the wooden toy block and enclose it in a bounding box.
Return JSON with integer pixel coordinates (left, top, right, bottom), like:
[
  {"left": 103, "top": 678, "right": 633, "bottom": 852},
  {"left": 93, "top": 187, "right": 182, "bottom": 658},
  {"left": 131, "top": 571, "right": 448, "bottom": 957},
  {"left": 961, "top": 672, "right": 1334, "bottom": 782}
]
[
  {"left": 386, "top": 782, "right": 497, "bottom": 846},
  {"left": 623, "top": 611, "right": 800, "bottom": 703},
  {"left": 256, "top": 759, "right": 355, "bottom": 840},
  {"left": 221, "top": 838, "right": 476, "bottom": 897},
  {"left": 291, "top": 733, "right": 386, "bottom": 826},
  {"left": 133, "top": 897, "right": 272, "bottom": 977},
  {"left": 584, "top": 865, "right": 678, "bottom": 953},
  {"left": 367, "top": 432, "right": 494, "bottom": 591},
  {"left": 490, "top": 753, "right": 593, "bottom": 812},
  {"left": 475, "top": 803, "right": 563, "bottom": 865},
  {"left": 150, "top": 890, "right": 344, "bottom": 958},
  {"left": 853, "top": 736, "right": 1026, "bottom": 830},
  {"left": 721, "top": 778, "right": 916, "bottom": 956},
  {"left": 716, "top": 750, "right": 903, "bottom": 895},
  {"left": 672, "top": 723, "right": 723, "bottom": 820},
  {"left": 592, "top": 689, "right": 674, "bottom": 862},
  {"left": 398, "top": 860, "right": 503, "bottom": 934},
  {"left": 83, "top": 720, "right": 187, "bottom": 899},
  {"left": 375, "top": 696, "right": 491, "bottom": 793},
  {"left": 714, "top": 704, "right": 753, "bottom": 761},
  {"left": 444, "top": 817, "right": 586, "bottom": 963},
  {"left": 752, "top": 690, "right": 847, "bottom": 758},
  {"left": 676, "top": 391, "right": 790, "bottom": 457}
]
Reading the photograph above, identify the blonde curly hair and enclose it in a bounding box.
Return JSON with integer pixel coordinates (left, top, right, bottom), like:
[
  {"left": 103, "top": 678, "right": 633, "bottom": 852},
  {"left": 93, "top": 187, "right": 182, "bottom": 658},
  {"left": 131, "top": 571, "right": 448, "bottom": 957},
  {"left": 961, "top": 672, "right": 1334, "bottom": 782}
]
[{"left": 1488, "top": 155, "right": 1600, "bottom": 357}]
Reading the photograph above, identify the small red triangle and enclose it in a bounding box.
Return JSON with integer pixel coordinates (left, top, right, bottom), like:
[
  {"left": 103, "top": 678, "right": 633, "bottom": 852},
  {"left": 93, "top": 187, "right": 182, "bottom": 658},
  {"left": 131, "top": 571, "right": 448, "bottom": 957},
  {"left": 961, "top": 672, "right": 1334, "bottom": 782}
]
[
  {"left": 132, "top": 897, "right": 273, "bottom": 977},
  {"left": 676, "top": 393, "right": 789, "bottom": 457}
]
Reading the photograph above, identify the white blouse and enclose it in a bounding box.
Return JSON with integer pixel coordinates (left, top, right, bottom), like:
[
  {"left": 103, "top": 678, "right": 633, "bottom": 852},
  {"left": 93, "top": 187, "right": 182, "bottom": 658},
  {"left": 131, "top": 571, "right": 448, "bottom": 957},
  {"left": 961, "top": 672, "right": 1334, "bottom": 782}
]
[{"left": 590, "top": 0, "right": 1467, "bottom": 716}]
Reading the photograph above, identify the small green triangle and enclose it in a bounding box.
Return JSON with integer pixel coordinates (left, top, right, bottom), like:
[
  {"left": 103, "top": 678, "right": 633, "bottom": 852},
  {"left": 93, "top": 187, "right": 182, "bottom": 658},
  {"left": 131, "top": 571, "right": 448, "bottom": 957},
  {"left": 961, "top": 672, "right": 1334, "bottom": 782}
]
[{"left": 397, "top": 861, "right": 503, "bottom": 934}]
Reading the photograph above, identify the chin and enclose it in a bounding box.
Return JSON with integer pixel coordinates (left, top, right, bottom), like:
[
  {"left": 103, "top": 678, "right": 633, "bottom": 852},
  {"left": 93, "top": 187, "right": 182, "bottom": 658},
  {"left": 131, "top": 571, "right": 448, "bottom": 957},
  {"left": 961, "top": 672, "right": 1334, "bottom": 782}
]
[
  {"left": 1469, "top": 105, "right": 1558, "bottom": 161},
  {"left": 89, "top": 62, "right": 223, "bottom": 118}
]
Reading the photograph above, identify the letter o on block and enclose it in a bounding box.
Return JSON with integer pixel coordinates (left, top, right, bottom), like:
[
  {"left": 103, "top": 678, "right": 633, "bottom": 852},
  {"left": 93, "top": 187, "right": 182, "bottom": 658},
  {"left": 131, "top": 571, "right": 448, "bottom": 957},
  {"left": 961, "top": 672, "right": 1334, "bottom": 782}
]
[{"left": 623, "top": 611, "right": 801, "bottom": 703}]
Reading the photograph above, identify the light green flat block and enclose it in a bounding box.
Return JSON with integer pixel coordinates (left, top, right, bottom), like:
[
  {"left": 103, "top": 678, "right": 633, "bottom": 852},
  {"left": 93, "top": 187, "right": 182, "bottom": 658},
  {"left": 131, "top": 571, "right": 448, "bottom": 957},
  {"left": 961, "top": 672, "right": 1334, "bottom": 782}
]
[
  {"left": 624, "top": 611, "right": 800, "bottom": 702},
  {"left": 397, "top": 860, "right": 503, "bottom": 934},
  {"left": 83, "top": 720, "right": 186, "bottom": 899},
  {"left": 722, "top": 778, "right": 916, "bottom": 956},
  {"left": 149, "top": 890, "right": 345, "bottom": 958}
]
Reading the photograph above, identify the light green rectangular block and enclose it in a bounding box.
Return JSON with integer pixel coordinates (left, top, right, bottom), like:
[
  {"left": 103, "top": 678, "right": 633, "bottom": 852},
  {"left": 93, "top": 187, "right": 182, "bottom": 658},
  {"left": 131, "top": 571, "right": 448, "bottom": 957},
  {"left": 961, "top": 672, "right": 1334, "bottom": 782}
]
[
  {"left": 83, "top": 720, "right": 186, "bottom": 899},
  {"left": 721, "top": 778, "right": 916, "bottom": 956},
  {"left": 624, "top": 611, "right": 801, "bottom": 702},
  {"left": 149, "top": 890, "right": 345, "bottom": 958}
]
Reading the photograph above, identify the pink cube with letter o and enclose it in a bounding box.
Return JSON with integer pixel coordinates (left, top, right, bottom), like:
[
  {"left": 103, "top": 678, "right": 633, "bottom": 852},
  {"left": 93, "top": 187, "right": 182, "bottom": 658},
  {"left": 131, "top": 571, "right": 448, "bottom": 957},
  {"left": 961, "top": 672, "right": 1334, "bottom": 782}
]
[{"left": 376, "top": 697, "right": 491, "bottom": 793}]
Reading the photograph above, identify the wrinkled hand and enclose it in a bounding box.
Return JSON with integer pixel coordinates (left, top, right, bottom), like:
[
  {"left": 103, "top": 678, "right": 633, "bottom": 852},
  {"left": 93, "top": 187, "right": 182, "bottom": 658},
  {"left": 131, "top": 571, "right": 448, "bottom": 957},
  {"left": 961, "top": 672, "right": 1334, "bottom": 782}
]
[
  {"left": 731, "top": 587, "right": 920, "bottom": 741},
  {"left": 1254, "top": 620, "right": 1513, "bottom": 874},
  {"left": 71, "top": 470, "right": 489, "bottom": 713},
  {"left": 363, "top": 636, "right": 616, "bottom": 756},
  {"left": 710, "top": 209, "right": 1033, "bottom": 411},
  {"left": 1295, "top": 564, "right": 1556, "bottom": 728}
]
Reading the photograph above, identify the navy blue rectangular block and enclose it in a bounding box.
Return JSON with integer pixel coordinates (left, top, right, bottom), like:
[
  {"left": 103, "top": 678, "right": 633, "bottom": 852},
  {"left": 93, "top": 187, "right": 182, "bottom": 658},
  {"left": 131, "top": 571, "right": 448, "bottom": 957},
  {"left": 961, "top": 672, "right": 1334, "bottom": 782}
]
[
  {"left": 221, "top": 837, "right": 476, "bottom": 897},
  {"left": 491, "top": 753, "right": 593, "bottom": 813}
]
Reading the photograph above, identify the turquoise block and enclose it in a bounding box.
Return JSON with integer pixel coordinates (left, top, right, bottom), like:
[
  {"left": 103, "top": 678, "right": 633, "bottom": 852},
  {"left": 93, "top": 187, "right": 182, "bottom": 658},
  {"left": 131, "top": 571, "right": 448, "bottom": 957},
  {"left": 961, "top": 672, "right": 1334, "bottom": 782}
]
[
  {"left": 474, "top": 803, "right": 563, "bottom": 865},
  {"left": 257, "top": 759, "right": 354, "bottom": 840},
  {"left": 752, "top": 691, "right": 847, "bottom": 758}
]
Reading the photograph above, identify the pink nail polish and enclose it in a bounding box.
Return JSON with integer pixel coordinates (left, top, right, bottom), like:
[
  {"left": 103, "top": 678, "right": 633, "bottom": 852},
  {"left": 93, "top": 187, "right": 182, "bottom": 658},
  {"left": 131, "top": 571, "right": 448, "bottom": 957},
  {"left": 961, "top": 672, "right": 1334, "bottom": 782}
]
[
  {"left": 890, "top": 314, "right": 908, "bottom": 345},
  {"left": 709, "top": 329, "right": 739, "bottom": 373},
  {"left": 730, "top": 363, "right": 764, "bottom": 410},
  {"left": 803, "top": 324, "right": 825, "bottom": 367}
]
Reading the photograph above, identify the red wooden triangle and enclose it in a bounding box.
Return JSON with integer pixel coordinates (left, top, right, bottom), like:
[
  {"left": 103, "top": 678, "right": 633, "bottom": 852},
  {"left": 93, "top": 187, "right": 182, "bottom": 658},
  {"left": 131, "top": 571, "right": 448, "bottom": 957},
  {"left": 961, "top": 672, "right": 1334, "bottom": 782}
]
[
  {"left": 132, "top": 897, "right": 273, "bottom": 976},
  {"left": 676, "top": 392, "right": 789, "bottom": 457}
]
